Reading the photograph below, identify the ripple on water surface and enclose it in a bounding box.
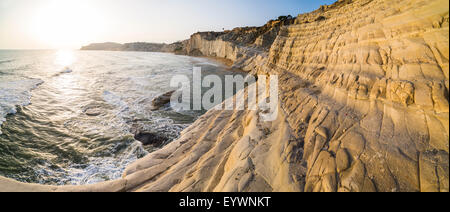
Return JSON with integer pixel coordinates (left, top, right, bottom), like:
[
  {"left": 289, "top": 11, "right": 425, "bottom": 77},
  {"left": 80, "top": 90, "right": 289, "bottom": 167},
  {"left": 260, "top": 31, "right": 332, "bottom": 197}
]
[{"left": 0, "top": 50, "right": 246, "bottom": 185}]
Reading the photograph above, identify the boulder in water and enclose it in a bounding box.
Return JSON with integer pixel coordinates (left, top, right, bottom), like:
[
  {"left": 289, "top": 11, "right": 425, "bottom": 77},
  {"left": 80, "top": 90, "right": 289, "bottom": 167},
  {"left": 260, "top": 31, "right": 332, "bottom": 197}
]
[
  {"left": 134, "top": 131, "right": 169, "bottom": 147},
  {"left": 85, "top": 108, "right": 102, "bottom": 116},
  {"left": 151, "top": 90, "right": 175, "bottom": 111}
]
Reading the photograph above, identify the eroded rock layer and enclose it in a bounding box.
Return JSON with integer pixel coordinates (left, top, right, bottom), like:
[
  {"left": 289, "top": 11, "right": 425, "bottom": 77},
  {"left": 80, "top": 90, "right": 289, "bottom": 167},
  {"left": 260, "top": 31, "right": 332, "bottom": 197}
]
[
  {"left": 264, "top": 0, "right": 449, "bottom": 192},
  {"left": 127, "top": 0, "right": 449, "bottom": 192},
  {"left": 0, "top": 0, "right": 448, "bottom": 192}
]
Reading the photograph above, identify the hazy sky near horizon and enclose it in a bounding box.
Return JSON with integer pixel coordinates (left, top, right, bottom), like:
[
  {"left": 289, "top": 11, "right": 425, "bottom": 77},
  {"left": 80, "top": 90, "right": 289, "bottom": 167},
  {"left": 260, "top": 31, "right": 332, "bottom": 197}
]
[{"left": 0, "top": 0, "right": 335, "bottom": 49}]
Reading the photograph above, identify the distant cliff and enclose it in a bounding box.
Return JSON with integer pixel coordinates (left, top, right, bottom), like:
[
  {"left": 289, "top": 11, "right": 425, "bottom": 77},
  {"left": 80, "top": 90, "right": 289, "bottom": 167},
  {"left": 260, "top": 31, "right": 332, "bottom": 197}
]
[
  {"left": 80, "top": 42, "right": 124, "bottom": 51},
  {"left": 4, "top": 0, "right": 448, "bottom": 192},
  {"left": 80, "top": 15, "right": 295, "bottom": 55},
  {"left": 80, "top": 42, "right": 183, "bottom": 53}
]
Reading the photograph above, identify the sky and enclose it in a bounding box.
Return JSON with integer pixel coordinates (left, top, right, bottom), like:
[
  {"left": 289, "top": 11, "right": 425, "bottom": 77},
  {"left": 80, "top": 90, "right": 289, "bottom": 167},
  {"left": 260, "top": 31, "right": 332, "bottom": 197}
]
[{"left": 0, "top": 0, "right": 336, "bottom": 50}]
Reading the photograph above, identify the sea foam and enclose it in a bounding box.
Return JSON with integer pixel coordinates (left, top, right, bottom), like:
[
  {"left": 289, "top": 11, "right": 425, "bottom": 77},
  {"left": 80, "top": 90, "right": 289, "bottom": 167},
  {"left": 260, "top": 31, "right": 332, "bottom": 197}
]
[{"left": 0, "top": 79, "right": 43, "bottom": 134}]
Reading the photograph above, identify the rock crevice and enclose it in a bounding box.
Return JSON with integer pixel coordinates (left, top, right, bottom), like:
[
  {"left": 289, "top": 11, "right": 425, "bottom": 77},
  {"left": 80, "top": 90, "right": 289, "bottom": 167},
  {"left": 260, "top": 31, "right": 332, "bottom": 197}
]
[
  {"left": 157, "top": 0, "right": 449, "bottom": 192},
  {"left": 1, "top": 0, "right": 448, "bottom": 192}
]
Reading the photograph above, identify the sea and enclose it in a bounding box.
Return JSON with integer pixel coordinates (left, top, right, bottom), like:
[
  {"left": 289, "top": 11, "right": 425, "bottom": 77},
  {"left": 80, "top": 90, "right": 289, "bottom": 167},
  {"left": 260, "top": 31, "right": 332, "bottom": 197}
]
[{"left": 0, "top": 50, "right": 245, "bottom": 185}]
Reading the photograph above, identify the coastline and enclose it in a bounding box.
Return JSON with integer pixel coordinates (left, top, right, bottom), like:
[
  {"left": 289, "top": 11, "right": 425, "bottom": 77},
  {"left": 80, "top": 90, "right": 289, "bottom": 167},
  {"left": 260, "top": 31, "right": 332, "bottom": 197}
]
[
  {"left": 0, "top": 53, "right": 249, "bottom": 191},
  {"left": 1, "top": 0, "right": 449, "bottom": 192},
  {"left": 197, "top": 56, "right": 234, "bottom": 68}
]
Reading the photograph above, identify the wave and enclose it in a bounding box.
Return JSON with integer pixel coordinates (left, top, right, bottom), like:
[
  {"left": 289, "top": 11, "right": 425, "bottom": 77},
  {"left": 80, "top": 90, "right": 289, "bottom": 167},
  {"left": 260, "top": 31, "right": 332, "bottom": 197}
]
[
  {"left": 190, "top": 57, "right": 221, "bottom": 67},
  {"left": 52, "top": 67, "right": 73, "bottom": 77},
  {"left": 68, "top": 141, "right": 147, "bottom": 185},
  {"left": 0, "top": 59, "right": 14, "bottom": 65},
  {"left": 32, "top": 140, "right": 148, "bottom": 185},
  {"left": 194, "top": 61, "right": 220, "bottom": 67},
  {"left": 0, "top": 78, "right": 44, "bottom": 134}
]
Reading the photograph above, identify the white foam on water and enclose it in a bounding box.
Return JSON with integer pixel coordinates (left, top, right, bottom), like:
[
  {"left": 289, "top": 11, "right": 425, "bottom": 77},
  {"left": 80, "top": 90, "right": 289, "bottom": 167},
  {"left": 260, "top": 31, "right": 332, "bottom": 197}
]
[
  {"left": 60, "top": 67, "right": 73, "bottom": 74},
  {"left": 0, "top": 78, "right": 43, "bottom": 134},
  {"left": 0, "top": 51, "right": 240, "bottom": 185},
  {"left": 194, "top": 62, "right": 220, "bottom": 67},
  {"left": 31, "top": 140, "right": 148, "bottom": 185},
  {"left": 190, "top": 57, "right": 222, "bottom": 67},
  {"left": 102, "top": 91, "right": 129, "bottom": 112},
  {"left": 65, "top": 141, "right": 148, "bottom": 185},
  {"left": 0, "top": 59, "right": 14, "bottom": 65}
]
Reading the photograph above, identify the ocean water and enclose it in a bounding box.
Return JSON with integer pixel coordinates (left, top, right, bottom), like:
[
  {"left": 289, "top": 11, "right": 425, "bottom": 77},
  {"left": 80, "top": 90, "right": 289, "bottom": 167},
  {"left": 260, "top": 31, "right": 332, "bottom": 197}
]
[{"left": 0, "top": 50, "right": 245, "bottom": 185}]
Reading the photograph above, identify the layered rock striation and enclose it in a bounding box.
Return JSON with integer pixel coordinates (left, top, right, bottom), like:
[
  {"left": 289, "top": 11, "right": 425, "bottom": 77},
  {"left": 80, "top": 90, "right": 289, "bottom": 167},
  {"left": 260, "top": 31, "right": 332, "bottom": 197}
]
[
  {"left": 123, "top": 0, "right": 450, "bottom": 192},
  {"left": 1, "top": 0, "right": 448, "bottom": 192},
  {"left": 264, "top": 0, "right": 449, "bottom": 192}
]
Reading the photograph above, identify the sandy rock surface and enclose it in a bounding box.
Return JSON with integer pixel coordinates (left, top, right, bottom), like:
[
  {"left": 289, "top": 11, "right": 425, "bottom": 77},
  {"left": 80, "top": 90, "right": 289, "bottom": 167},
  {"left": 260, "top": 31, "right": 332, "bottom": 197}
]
[{"left": 1, "top": 0, "right": 448, "bottom": 192}]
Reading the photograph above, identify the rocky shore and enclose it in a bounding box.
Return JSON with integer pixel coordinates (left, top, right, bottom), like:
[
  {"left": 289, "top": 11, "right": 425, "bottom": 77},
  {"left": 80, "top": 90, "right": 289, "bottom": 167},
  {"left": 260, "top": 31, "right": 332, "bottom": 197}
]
[{"left": 1, "top": 0, "right": 449, "bottom": 192}]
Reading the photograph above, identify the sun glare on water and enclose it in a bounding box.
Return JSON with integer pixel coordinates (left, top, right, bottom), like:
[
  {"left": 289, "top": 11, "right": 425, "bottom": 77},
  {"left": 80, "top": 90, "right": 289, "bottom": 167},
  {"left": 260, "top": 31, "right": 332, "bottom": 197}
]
[
  {"left": 55, "top": 50, "right": 75, "bottom": 67},
  {"left": 30, "top": 0, "right": 106, "bottom": 49}
]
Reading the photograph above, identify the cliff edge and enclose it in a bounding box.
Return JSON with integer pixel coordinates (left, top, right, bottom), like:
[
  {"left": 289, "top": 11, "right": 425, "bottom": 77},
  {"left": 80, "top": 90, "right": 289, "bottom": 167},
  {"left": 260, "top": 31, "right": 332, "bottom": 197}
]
[
  {"left": 1, "top": 0, "right": 448, "bottom": 192},
  {"left": 125, "top": 0, "right": 448, "bottom": 192}
]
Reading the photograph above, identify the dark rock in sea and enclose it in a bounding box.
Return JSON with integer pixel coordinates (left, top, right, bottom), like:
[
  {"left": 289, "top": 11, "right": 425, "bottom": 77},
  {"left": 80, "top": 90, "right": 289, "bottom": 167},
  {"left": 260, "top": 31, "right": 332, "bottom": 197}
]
[
  {"left": 151, "top": 90, "right": 175, "bottom": 111},
  {"left": 85, "top": 108, "right": 102, "bottom": 116},
  {"left": 82, "top": 104, "right": 103, "bottom": 116},
  {"left": 134, "top": 132, "right": 169, "bottom": 147}
]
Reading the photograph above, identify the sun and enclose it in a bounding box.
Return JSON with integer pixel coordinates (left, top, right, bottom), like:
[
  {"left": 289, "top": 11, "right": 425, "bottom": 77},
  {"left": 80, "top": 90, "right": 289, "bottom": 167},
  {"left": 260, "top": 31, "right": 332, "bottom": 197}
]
[
  {"left": 55, "top": 50, "right": 75, "bottom": 67},
  {"left": 29, "top": 0, "right": 105, "bottom": 49}
]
